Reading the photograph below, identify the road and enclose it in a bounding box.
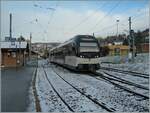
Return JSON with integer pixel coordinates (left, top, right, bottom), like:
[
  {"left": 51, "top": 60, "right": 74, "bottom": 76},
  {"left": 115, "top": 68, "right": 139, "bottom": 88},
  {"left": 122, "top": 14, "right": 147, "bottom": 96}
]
[{"left": 1, "top": 67, "right": 35, "bottom": 112}]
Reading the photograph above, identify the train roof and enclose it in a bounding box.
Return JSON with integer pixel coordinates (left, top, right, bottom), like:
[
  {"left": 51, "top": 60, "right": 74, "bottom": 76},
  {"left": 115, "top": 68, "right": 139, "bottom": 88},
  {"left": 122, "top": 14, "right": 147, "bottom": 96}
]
[
  {"left": 50, "top": 35, "right": 96, "bottom": 52},
  {"left": 70, "top": 35, "right": 95, "bottom": 40}
]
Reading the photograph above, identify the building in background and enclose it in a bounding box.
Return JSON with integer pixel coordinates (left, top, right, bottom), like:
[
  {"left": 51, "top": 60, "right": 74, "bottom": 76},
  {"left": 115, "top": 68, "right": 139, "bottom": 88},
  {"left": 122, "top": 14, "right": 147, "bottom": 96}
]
[
  {"left": 140, "top": 43, "right": 149, "bottom": 53},
  {"left": 31, "top": 42, "right": 60, "bottom": 57},
  {"left": 1, "top": 41, "right": 27, "bottom": 67},
  {"left": 107, "top": 45, "right": 129, "bottom": 56}
]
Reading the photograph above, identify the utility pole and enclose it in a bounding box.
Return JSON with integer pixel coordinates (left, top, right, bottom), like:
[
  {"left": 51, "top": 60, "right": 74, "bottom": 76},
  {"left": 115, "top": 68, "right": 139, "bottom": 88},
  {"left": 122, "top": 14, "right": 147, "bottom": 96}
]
[
  {"left": 128, "top": 17, "right": 135, "bottom": 62},
  {"left": 129, "top": 17, "right": 131, "bottom": 48},
  {"left": 131, "top": 29, "right": 135, "bottom": 62},
  {"left": 10, "top": 13, "right": 12, "bottom": 40},
  {"left": 116, "top": 19, "right": 119, "bottom": 38},
  {"left": 29, "top": 33, "right": 32, "bottom": 60},
  {"left": 46, "top": 43, "right": 47, "bottom": 58},
  {"left": 19, "top": 39, "right": 21, "bottom": 66},
  {"left": 128, "top": 17, "right": 132, "bottom": 62}
]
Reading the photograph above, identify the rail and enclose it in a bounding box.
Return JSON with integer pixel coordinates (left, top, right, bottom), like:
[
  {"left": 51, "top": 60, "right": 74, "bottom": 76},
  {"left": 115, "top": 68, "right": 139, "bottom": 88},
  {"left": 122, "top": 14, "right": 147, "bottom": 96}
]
[{"left": 90, "top": 72, "right": 149, "bottom": 99}]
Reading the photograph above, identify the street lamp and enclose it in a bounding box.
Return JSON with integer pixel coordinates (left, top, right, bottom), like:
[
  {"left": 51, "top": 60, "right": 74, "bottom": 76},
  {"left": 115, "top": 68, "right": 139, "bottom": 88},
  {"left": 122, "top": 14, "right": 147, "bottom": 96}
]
[{"left": 116, "top": 19, "right": 119, "bottom": 38}]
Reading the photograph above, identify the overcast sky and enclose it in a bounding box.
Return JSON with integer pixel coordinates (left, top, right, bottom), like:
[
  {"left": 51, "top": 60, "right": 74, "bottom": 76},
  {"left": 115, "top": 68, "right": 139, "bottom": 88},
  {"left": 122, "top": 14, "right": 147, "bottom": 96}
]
[{"left": 1, "top": 0, "right": 149, "bottom": 43}]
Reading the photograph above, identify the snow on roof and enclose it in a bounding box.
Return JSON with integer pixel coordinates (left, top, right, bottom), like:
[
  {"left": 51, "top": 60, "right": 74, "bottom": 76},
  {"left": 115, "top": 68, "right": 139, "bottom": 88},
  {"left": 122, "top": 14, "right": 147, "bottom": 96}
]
[{"left": 1, "top": 41, "right": 27, "bottom": 49}]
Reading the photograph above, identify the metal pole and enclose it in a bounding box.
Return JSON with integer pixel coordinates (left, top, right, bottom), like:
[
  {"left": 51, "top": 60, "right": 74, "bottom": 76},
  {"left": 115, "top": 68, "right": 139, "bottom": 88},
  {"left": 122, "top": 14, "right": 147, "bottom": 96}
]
[
  {"left": 16, "top": 44, "right": 17, "bottom": 70},
  {"left": 128, "top": 17, "right": 133, "bottom": 62},
  {"left": 131, "top": 30, "right": 135, "bottom": 62},
  {"left": 116, "top": 19, "right": 119, "bottom": 38},
  {"left": 128, "top": 17, "right": 135, "bottom": 62},
  {"left": 10, "top": 13, "right": 12, "bottom": 40},
  {"left": 129, "top": 17, "right": 131, "bottom": 49},
  {"left": 46, "top": 43, "right": 47, "bottom": 58},
  {"left": 19, "top": 40, "right": 21, "bottom": 66},
  {"left": 29, "top": 33, "right": 32, "bottom": 60}
]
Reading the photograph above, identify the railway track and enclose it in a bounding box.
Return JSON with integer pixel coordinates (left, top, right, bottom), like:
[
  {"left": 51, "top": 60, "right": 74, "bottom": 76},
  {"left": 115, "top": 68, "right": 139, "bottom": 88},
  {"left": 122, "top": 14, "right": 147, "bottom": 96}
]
[
  {"left": 90, "top": 72, "right": 149, "bottom": 99},
  {"left": 42, "top": 66, "right": 74, "bottom": 112},
  {"left": 100, "top": 66, "right": 149, "bottom": 78},
  {"left": 48, "top": 66, "right": 116, "bottom": 112},
  {"left": 50, "top": 63, "right": 149, "bottom": 100},
  {"left": 102, "top": 71, "right": 149, "bottom": 90}
]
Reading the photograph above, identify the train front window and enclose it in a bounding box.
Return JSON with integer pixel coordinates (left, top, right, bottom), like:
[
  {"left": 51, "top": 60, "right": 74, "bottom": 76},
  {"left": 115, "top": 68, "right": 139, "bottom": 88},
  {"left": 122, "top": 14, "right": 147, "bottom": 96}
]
[{"left": 79, "top": 42, "right": 99, "bottom": 52}]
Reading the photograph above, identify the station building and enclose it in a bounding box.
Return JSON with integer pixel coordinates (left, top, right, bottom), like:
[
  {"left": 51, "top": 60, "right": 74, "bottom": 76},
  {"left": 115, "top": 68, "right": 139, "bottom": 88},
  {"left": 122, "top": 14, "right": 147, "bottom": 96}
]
[
  {"left": 107, "top": 45, "right": 130, "bottom": 56},
  {"left": 1, "top": 41, "right": 27, "bottom": 67}
]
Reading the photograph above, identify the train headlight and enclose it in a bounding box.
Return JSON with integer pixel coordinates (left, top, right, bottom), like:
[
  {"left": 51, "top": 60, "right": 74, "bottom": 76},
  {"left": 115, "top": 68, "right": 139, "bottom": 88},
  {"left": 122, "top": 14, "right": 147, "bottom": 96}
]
[{"left": 80, "top": 55, "right": 85, "bottom": 58}]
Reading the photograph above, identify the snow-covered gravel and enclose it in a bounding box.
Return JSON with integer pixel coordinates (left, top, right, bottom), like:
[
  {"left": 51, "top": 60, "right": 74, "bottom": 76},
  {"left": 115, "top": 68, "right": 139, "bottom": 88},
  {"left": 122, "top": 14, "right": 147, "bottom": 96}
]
[
  {"left": 45, "top": 67, "right": 106, "bottom": 112},
  {"left": 51, "top": 65, "right": 149, "bottom": 112},
  {"left": 100, "top": 71, "right": 149, "bottom": 97},
  {"left": 30, "top": 56, "right": 149, "bottom": 112},
  {"left": 36, "top": 67, "right": 70, "bottom": 112},
  {"left": 98, "top": 69, "right": 149, "bottom": 88}
]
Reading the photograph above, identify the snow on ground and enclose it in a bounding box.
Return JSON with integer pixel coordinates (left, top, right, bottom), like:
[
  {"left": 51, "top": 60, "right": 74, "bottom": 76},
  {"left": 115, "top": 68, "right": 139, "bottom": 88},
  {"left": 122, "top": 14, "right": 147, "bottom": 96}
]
[
  {"left": 98, "top": 69, "right": 149, "bottom": 88},
  {"left": 45, "top": 67, "right": 106, "bottom": 112},
  {"left": 100, "top": 71, "right": 149, "bottom": 97},
  {"left": 30, "top": 58, "right": 149, "bottom": 112},
  {"left": 26, "top": 86, "right": 36, "bottom": 112},
  {"left": 35, "top": 66, "right": 70, "bottom": 112},
  {"left": 100, "top": 53, "right": 149, "bottom": 74},
  {"left": 52, "top": 65, "right": 149, "bottom": 112}
]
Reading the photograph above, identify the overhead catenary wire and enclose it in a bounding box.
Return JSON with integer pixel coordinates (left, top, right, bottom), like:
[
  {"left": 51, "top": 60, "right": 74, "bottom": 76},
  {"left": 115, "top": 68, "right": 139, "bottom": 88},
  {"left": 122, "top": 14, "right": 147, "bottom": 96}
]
[
  {"left": 32, "top": 1, "right": 60, "bottom": 42},
  {"left": 87, "top": 1, "right": 121, "bottom": 33},
  {"left": 62, "top": 1, "right": 147, "bottom": 38},
  {"left": 47, "top": 1, "right": 59, "bottom": 28},
  {"left": 92, "top": 0, "right": 148, "bottom": 36},
  {"left": 44, "top": 1, "right": 60, "bottom": 40},
  {"left": 68, "top": 1, "right": 108, "bottom": 32},
  {"left": 93, "top": 7, "right": 148, "bottom": 37}
]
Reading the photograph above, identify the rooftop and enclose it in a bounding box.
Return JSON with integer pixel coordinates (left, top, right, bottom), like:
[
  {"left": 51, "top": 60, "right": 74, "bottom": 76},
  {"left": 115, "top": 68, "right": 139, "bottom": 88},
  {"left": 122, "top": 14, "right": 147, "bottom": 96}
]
[{"left": 1, "top": 41, "right": 27, "bottom": 49}]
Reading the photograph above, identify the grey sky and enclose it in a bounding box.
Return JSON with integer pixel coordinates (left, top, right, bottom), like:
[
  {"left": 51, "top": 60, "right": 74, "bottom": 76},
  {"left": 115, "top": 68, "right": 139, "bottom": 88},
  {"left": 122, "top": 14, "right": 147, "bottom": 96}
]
[{"left": 1, "top": 1, "right": 149, "bottom": 43}]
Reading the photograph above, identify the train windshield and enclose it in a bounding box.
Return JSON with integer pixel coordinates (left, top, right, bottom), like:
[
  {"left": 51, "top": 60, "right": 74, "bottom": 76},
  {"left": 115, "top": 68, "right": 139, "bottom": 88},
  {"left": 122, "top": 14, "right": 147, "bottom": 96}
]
[{"left": 79, "top": 42, "right": 99, "bottom": 52}]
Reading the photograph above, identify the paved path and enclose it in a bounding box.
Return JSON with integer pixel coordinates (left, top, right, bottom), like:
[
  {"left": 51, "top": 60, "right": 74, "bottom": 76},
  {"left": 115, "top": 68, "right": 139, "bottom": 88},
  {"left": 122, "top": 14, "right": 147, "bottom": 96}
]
[{"left": 1, "top": 67, "right": 35, "bottom": 112}]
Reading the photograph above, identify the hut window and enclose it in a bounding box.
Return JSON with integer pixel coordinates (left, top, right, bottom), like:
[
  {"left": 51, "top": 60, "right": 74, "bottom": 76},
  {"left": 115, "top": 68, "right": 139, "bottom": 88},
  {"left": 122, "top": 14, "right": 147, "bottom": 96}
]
[
  {"left": 7, "top": 52, "right": 10, "bottom": 57},
  {"left": 11, "top": 52, "right": 16, "bottom": 58},
  {"left": 114, "top": 48, "right": 120, "bottom": 55}
]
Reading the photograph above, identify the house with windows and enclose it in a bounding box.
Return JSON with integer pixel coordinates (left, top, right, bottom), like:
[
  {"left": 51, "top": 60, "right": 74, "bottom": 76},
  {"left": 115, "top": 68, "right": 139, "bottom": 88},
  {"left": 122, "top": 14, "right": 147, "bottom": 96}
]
[
  {"left": 1, "top": 41, "right": 27, "bottom": 67},
  {"left": 107, "top": 45, "right": 130, "bottom": 56}
]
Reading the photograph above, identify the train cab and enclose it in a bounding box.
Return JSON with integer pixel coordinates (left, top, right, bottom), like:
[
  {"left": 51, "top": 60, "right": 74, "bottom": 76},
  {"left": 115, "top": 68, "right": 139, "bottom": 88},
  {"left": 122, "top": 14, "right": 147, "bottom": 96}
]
[{"left": 50, "top": 35, "right": 101, "bottom": 71}]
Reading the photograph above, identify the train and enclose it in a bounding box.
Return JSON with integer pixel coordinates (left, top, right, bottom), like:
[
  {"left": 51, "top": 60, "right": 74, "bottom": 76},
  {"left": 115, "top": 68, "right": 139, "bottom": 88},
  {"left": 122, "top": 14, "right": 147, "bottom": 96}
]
[{"left": 49, "top": 35, "right": 101, "bottom": 71}]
